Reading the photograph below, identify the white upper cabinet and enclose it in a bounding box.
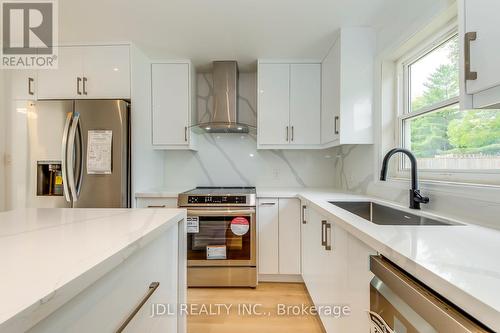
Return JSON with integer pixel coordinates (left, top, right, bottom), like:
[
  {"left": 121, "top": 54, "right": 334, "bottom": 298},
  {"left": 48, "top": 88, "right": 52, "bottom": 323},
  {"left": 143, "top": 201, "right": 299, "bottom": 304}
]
[
  {"left": 8, "top": 70, "right": 37, "bottom": 100},
  {"left": 257, "top": 63, "right": 290, "bottom": 146},
  {"left": 38, "top": 46, "right": 83, "bottom": 99},
  {"left": 290, "top": 64, "right": 321, "bottom": 145},
  {"left": 321, "top": 40, "right": 341, "bottom": 144},
  {"left": 257, "top": 61, "right": 321, "bottom": 149},
  {"left": 461, "top": 0, "right": 500, "bottom": 107},
  {"left": 321, "top": 28, "right": 375, "bottom": 147},
  {"left": 81, "top": 45, "right": 130, "bottom": 99},
  {"left": 151, "top": 61, "right": 196, "bottom": 150},
  {"left": 37, "top": 45, "right": 130, "bottom": 100}
]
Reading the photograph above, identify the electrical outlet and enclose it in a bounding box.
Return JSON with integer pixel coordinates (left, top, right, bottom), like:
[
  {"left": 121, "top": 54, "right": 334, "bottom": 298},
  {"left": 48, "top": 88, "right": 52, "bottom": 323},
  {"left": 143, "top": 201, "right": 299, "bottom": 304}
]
[{"left": 272, "top": 168, "right": 280, "bottom": 180}]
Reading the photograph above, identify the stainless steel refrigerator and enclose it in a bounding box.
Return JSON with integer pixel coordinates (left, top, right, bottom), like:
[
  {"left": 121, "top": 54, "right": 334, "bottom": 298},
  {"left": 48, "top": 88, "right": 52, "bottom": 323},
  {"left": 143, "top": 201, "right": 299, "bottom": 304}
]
[{"left": 29, "top": 100, "right": 130, "bottom": 208}]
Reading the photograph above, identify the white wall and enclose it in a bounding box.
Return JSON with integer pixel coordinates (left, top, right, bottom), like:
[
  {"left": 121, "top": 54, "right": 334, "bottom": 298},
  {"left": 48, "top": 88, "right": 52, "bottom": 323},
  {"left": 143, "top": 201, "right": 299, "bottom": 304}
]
[
  {"left": 161, "top": 73, "right": 337, "bottom": 189},
  {"left": 130, "top": 46, "right": 165, "bottom": 203},
  {"left": 333, "top": 0, "right": 500, "bottom": 229}
]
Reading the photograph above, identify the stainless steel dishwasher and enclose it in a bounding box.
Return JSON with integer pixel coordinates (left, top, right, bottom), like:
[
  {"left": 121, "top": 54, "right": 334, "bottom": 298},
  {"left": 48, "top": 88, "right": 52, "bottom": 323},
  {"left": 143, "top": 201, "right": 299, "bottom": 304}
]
[{"left": 369, "top": 255, "right": 493, "bottom": 333}]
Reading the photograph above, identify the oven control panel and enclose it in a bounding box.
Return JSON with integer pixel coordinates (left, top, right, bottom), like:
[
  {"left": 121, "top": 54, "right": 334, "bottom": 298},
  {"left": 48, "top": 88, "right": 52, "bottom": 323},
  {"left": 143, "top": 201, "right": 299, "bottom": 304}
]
[{"left": 187, "top": 195, "right": 247, "bottom": 204}]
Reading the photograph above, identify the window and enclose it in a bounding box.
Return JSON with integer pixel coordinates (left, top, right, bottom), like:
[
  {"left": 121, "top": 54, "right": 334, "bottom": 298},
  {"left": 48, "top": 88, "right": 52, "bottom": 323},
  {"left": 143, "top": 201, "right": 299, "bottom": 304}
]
[{"left": 398, "top": 29, "right": 500, "bottom": 175}]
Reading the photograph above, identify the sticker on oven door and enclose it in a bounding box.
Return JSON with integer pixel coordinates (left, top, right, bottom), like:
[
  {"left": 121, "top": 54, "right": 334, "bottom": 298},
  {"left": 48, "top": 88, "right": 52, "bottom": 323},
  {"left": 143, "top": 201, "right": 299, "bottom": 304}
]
[
  {"left": 231, "top": 217, "right": 249, "bottom": 236},
  {"left": 186, "top": 217, "right": 199, "bottom": 233},
  {"left": 207, "top": 245, "right": 226, "bottom": 260}
]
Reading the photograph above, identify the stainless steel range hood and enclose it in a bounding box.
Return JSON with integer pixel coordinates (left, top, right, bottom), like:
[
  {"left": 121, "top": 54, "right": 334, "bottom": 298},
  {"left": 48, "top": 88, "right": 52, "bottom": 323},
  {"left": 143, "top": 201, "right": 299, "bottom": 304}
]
[{"left": 195, "top": 61, "right": 255, "bottom": 133}]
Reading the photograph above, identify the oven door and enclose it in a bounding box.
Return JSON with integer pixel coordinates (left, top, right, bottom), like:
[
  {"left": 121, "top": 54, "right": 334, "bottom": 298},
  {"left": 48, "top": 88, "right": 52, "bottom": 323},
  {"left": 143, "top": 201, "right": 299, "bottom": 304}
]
[
  {"left": 369, "top": 256, "right": 492, "bottom": 333},
  {"left": 186, "top": 207, "right": 256, "bottom": 267}
]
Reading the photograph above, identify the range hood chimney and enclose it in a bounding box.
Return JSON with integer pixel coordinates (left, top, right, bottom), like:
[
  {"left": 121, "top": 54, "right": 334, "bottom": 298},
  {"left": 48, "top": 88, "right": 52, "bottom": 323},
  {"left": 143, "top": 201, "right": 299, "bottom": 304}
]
[{"left": 196, "top": 61, "right": 254, "bottom": 133}]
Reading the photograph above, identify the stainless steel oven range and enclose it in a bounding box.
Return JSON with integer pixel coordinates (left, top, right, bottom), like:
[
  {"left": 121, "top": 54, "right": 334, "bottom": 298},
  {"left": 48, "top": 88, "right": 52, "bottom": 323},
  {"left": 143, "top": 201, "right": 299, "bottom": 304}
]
[{"left": 178, "top": 187, "right": 257, "bottom": 287}]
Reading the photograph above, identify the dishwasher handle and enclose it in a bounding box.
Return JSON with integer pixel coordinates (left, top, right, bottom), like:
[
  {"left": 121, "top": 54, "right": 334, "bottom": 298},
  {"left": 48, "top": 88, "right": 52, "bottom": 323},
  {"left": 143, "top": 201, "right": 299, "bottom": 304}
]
[{"left": 369, "top": 256, "right": 493, "bottom": 333}]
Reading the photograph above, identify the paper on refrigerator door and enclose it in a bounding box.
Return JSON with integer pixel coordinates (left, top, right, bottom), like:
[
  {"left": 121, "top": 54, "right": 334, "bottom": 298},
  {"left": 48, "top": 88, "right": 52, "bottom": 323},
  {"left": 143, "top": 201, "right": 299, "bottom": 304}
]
[{"left": 87, "top": 130, "right": 112, "bottom": 174}]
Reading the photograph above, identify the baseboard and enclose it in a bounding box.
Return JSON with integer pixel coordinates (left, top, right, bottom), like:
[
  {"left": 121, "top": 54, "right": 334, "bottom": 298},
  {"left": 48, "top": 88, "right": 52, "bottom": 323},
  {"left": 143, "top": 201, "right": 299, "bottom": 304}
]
[
  {"left": 302, "top": 282, "right": 327, "bottom": 333},
  {"left": 258, "top": 274, "right": 303, "bottom": 283}
]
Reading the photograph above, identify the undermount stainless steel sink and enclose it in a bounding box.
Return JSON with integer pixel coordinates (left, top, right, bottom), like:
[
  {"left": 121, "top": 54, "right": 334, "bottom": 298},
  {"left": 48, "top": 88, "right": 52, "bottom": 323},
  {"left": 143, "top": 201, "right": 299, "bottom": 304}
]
[{"left": 329, "top": 201, "right": 463, "bottom": 226}]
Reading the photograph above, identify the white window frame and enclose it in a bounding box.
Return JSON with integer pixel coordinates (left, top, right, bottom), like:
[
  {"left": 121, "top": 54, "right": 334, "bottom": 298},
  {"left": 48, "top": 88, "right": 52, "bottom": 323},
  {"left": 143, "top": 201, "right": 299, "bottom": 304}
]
[{"left": 394, "top": 21, "right": 500, "bottom": 186}]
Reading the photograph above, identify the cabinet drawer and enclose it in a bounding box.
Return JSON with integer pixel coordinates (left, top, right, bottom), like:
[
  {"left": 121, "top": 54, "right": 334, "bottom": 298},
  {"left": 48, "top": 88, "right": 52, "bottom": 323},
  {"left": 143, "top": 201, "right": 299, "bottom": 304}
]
[
  {"left": 28, "top": 226, "right": 180, "bottom": 333},
  {"left": 136, "top": 197, "right": 178, "bottom": 208}
]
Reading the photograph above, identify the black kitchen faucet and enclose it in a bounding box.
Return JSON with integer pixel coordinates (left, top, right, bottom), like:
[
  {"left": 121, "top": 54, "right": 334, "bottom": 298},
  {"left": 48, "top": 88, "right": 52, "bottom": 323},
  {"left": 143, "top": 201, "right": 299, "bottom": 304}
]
[{"left": 380, "top": 148, "right": 429, "bottom": 210}]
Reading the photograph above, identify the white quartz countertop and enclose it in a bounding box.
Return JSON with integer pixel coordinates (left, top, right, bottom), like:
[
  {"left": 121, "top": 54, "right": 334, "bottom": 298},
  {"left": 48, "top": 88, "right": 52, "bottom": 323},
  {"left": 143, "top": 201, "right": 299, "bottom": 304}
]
[
  {"left": 299, "top": 191, "right": 500, "bottom": 331},
  {"left": 0, "top": 208, "right": 186, "bottom": 333}
]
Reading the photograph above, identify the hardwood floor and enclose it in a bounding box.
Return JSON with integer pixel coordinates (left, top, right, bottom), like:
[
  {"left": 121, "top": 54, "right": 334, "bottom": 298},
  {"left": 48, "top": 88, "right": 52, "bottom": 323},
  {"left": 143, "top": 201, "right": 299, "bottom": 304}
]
[{"left": 187, "top": 282, "right": 324, "bottom": 333}]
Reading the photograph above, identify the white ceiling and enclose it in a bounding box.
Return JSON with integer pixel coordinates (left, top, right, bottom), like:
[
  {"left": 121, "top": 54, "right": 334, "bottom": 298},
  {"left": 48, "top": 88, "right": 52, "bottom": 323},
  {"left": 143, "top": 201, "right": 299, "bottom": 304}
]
[{"left": 59, "top": 0, "right": 437, "bottom": 71}]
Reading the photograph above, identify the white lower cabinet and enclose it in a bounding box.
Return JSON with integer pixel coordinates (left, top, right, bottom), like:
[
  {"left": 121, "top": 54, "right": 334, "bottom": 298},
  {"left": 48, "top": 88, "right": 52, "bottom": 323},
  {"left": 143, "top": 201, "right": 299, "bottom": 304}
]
[
  {"left": 257, "top": 198, "right": 279, "bottom": 274},
  {"left": 300, "top": 205, "right": 330, "bottom": 306},
  {"left": 278, "top": 198, "right": 301, "bottom": 274},
  {"left": 257, "top": 198, "right": 301, "bottom": 278},
  {"left": 28, "top": 222, "right": 185, "bottom": 333},
  {"left": 301, "top": 202, "right": 375, "bottom": 332}
]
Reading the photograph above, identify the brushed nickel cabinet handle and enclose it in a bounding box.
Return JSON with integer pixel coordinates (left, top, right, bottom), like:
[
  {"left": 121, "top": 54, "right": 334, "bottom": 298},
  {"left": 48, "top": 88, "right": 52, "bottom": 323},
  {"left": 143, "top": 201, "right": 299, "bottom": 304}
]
[
  {"left": 82, "top": 77, "right": 88, "bottom": 95},
  {"left": 28, "top": 77, "right": 34, "bottom": 95},
  {"left": 464, "top": 32, "right": 477, "bottom": 81},
  {"left": 147, "top": 205, "right": 166, "bottom": 208},
  {"left": 291, "top": 126, "right": 294, "bottom": 142},
  {"left": 325, "top": 222, "right": 332, "bottom": 251},
  {"left": 302, "top": 205, "right": 307, "bottom": 224},
  {"left": 259, "top": 202, "right": 276, "bottom": 206},
  {"left": 184, "top": 126, "right": 188, "bottom": 142},
  {"left": 116, "top": 282, "right": 160, "bottom": 333},
  {"left": 286, "top": 126, "right": 289, "bottom": 142},
  {"left": 321, "top": 220, "right": 327, "bottom": 246},
  {"left": 334, "top": 116, "right": 339, "bottom": 135},
  {"left": 76, "top": 77, "right": 82, "bottom": 95}
]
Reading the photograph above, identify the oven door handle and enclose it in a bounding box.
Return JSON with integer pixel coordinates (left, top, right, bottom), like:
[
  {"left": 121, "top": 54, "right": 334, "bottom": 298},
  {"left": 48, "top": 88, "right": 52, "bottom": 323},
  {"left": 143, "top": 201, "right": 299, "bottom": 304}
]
[{"left": 187, "top": 208, "right": 255, "bottom": 216}]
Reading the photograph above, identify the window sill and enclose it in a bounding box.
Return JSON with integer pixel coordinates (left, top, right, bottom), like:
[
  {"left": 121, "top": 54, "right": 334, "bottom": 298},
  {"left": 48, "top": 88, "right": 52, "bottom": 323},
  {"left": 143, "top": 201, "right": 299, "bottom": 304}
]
[{"left": 378, "top": 176, "right": 500, "bottom": 204}]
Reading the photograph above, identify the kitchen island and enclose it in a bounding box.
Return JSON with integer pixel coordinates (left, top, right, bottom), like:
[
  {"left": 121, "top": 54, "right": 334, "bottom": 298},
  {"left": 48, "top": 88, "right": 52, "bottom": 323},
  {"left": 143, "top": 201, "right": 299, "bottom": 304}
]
[{"left": 0, "top": 208, "right": 186, "bottom": 333}]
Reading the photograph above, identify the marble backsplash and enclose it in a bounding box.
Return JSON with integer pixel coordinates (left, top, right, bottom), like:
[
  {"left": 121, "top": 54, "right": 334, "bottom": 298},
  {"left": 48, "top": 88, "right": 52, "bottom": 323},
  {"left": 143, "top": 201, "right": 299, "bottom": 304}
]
[{"left": 162, "top": 73, "right": 337, "bottom": 188}]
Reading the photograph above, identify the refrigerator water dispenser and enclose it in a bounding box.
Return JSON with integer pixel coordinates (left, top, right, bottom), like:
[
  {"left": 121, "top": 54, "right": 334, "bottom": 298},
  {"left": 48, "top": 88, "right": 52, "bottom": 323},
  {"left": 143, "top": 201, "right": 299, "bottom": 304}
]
[{"left": 37, "top": 161, "right": 63, "bottom": 196}]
